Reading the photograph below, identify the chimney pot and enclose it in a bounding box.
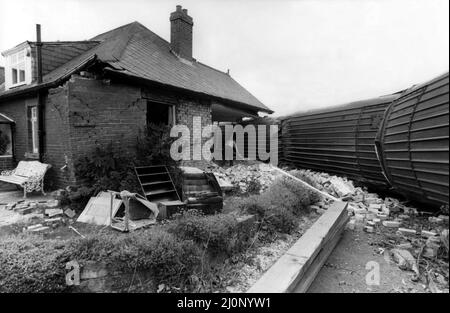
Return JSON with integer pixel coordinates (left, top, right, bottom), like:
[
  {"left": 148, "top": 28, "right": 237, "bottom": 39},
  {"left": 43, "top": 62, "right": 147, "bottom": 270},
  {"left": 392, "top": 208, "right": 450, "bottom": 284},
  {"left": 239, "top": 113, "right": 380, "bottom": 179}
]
[
  {"left": 182, "top": 9, "right": 188, "bottom": 14},
  {"left": 176, "top": 5, "right": 182, "bottom": 12}
]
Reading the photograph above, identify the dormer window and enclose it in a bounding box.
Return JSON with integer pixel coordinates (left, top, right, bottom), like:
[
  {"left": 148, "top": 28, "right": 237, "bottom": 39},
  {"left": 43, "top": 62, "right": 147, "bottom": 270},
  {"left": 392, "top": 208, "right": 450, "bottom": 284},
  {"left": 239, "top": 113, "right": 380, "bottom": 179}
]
[
  {"left": 4, "top": 47, "right": 32, "bottom": 90},
  {"left": 11, "top": 50, "right": 26, "bottom": 85}
]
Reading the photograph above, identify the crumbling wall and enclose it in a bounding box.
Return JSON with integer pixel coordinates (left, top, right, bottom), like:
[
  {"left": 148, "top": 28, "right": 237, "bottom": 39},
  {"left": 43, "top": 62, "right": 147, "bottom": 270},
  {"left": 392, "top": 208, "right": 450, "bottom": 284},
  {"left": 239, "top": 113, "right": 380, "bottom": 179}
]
[
  {"left": 44, "top": 85, "right": 74, "bottom": 187},
  {"left": 66, "top": 75, "right": 147, "bottom": 185}
]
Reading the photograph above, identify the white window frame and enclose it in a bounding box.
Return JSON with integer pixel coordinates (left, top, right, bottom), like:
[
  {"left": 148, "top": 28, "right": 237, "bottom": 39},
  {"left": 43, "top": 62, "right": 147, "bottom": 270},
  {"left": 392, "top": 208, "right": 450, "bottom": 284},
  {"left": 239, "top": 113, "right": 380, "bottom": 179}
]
[
  {"left": 4, "top": 48, "right": 32, "bottom": 90},
  {"left": 30, "top": 106, "right": 39, "bottom": 154}
]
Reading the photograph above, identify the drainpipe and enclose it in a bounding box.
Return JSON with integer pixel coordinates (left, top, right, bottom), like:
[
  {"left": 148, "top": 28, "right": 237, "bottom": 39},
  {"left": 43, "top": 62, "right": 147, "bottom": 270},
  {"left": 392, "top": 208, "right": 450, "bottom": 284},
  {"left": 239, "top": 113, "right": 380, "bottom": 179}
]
[{"left": 36, "top": 24, "right": 45, "bottom": 161}]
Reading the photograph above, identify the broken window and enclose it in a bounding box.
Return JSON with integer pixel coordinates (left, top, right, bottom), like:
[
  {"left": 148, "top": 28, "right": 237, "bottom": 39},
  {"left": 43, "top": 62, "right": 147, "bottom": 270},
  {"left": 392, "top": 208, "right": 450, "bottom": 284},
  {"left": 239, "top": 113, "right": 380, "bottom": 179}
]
[{"left": 147, "top": 101, "right": 175, "bottom": 126}]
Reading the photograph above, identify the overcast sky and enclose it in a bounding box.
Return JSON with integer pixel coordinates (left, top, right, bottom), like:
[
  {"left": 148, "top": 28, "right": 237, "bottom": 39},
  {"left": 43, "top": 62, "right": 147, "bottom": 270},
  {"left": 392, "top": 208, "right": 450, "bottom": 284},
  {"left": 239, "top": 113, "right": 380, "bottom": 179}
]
[{"left": 0, "top": 0, "right": 448, "bottom": 116}]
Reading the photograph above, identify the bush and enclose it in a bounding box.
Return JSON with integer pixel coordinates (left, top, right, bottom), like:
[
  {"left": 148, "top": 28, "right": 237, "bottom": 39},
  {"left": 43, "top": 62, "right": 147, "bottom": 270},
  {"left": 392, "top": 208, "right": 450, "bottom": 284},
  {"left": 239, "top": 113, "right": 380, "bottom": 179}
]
[
  {"left": 0, "top": 235, "right": 70, "bottom": 292},
  {"left": 135, "top": 123, "right": 184, "bottom": 193},
  {"left": 264, "top": 205, "right": 298, "bottom": 234},
  {"left": 71, "top": 124, "right": 183, "bottom": 210},
  {"left": 71, "top": 143, "right": 140, "bottom": 210},
  {"left": 0, "top": 229, "right": 202, "bottom": 292},
  {"left": 168, "top": 210, "right": 255, "bottom": 256},
  {"left": 246, "top": 179, "right": 262, "bottom": 194},
  {"left": 237, "top": 196, "right": 298, "bottom": 235},
  {"left": 257, "top": 176, "right": 319, "bottom": 214},
  {"left": 290, "top": 170, "right": 322, "bottom": 204},
  {"left": 65, "top": 229, "right": 201, "bottom": 285}
]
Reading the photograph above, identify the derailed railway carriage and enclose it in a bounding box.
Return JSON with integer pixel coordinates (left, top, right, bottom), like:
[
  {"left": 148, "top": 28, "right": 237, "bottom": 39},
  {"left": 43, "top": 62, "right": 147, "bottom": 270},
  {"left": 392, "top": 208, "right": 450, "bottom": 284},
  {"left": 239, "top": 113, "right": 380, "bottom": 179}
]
[
  {"left": 280, "top": 94, "right": 400, "bottom": 188},
  {"left": 376, "top": 72, "right": 449, "bottom": 208},
  {"left": 280, "top": 72, "right": 449, "bottom": 208}
]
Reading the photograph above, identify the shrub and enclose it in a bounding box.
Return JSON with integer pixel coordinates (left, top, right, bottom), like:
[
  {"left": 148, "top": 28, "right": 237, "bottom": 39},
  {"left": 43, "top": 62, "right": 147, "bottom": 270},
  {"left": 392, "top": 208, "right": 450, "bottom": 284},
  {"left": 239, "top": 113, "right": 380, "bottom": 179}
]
[
  {"left": 263, "top": 205, "right": 299, "bottom": 234},
  {"left": 135, "top": 123, "right": 184, "bottom": 193},
  {"left": 168, "top": 210, "right": 255, "bottom": 256},
  {"left": 72, "top": 124, "right": 183, "bottom": 211},
  {"left": 65, "top": 229, "right": 201, "bottom": 285},
  {"left": 236, "top": 195, "right": 268, "bottom": 218},
  {"left": 256, "top": 176, "right": 319, "bottom": 215},
  {"left": 246, "top": 179, "right": 262, "bottom": 194},
  {"left": 237, "top": 196, "right": 298, "bottom": 235},
  {"left": 0, "top": 229, "right": 202, "bottom": 292},
  {"left": 290, "top": 170, "right": 322, "bottom": 204},
  {"left": 0, "top": 235, "right": 69, "bottom": 292}
]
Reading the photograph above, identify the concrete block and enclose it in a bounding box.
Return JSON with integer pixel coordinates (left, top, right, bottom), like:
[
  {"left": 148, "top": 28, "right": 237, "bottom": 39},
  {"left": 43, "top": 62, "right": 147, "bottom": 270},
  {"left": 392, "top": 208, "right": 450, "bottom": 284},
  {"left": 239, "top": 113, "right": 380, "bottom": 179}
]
[
  {"left": 398, "top": 228, "right": 417, "bottom": 236},
  {"left": 421, "top": 230, "right": 438, "bottom": 238},
  {"left": 382, "top": 221, "right": 401, "bottom": 228}
]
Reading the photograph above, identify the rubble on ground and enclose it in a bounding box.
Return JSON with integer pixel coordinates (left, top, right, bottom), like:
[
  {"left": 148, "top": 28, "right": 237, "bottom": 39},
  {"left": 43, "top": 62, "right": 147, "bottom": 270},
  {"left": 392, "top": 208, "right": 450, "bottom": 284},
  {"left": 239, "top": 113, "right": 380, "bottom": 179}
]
[
  {"left": 207, "top": 163, "right": 280, "bottom": 193},
  {"left": 0, "top": 198, "right": 74, "bottom": 232},
  {"left": 290, "top": 167, "right": 449, "bottom": 293}
]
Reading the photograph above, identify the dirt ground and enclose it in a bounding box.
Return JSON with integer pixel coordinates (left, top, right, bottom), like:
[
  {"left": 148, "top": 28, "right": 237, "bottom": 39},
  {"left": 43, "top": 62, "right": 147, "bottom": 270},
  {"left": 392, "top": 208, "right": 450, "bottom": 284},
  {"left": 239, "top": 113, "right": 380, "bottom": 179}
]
[{"left": 309, "top": 229, "right": 432, "bottom": 293}]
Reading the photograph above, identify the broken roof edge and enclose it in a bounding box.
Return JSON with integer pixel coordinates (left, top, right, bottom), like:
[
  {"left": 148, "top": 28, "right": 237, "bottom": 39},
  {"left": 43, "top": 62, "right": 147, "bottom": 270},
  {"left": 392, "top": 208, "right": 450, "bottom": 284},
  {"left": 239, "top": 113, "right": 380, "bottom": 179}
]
[
  {"left": 0, "top": 54, "right": 98, "bottom": 102},
  {"left": 104, "top": 67, "right": 274, "bottom": 115}
]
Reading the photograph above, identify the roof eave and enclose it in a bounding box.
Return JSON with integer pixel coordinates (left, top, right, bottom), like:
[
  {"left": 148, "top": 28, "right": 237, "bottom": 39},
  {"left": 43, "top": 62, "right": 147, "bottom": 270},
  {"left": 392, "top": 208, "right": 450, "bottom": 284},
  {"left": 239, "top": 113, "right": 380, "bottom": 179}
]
[
  {"left": 0, "top": 54, "right": 97, "bottom": 102},
  {"left": 104, "top": 67, "right": 273, "bottom": 114}
]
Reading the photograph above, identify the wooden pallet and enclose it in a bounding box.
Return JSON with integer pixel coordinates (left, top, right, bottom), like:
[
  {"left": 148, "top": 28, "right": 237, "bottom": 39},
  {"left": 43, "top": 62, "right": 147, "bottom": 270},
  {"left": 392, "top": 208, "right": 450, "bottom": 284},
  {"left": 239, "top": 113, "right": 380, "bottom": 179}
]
[
  {"left": 134, "top": 165, "right": 181, "bottom": 203},
  {"left": 247, "top": 201, "right": 349, "bottom": 293}
]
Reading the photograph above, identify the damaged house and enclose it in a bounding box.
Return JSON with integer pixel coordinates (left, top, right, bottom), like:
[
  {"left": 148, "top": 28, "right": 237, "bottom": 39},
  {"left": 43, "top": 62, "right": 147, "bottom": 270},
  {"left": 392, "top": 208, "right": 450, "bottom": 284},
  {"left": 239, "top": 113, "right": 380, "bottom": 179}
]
[{"left": 0, "top": 6, "right": 272, "bottom": 188}]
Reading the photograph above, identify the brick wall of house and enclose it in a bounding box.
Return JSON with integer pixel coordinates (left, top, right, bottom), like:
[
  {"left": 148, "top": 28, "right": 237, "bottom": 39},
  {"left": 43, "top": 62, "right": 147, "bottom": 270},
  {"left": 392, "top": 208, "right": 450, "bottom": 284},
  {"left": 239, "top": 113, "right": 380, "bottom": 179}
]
[
  {"left": 176, "top": 98, "right": 212, "bottom": 167},
  {"left": 43, "top": 85, "right": 74, "bottom": 188},
  {"left": 65, "top": 75, "right": 147, "bottom": 185}
]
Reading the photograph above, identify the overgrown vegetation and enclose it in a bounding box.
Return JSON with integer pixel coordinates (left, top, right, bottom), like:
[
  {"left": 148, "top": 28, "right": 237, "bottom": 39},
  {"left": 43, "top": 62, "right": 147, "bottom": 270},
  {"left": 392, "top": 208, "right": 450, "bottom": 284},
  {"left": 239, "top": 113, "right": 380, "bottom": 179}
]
[
  {"left": 59, "top": 123, "right": 182, "bottom": 211},
  {"left": 0, "top": 166, "right": 321, "bottom": 293},
  {"left": 232, "top": 175, "right": 321, "bottom": 236},
  {"left": 0, "top": 229, "right": 201, "bottom": 292},
  {"left": 168, "top": 210, "right": 256, "bottom": 256}
]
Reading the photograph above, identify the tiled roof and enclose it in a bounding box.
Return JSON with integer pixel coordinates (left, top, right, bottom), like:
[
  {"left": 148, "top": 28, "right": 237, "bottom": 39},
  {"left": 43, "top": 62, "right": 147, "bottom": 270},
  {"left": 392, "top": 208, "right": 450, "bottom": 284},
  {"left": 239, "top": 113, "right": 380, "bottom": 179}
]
[
  {"left": 31, "top": 41, "right": 99, "bottom": 76},
  {"left": 1, "top": 22, "right": 272, "bottom": 113}
]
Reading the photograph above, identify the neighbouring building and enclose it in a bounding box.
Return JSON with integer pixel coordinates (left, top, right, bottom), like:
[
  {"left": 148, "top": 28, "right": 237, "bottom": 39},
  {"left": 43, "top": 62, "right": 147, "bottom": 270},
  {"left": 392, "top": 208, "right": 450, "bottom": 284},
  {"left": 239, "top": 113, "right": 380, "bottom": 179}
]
[{"left": 0, "top": 6, "right": 272, "bottom": 189}]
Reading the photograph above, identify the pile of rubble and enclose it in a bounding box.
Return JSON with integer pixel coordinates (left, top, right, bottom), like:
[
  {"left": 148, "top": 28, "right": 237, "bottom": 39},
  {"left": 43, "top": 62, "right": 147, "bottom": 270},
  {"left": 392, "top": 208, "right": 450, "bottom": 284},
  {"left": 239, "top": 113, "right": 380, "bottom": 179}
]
[
  {"left": 209, "top": 163, "right": 280, "bottom": 193},
  {"left": 293, "top": 168, "right": 449, "bottom": 292},
  {"left": 2, "top": 198, "right": 76, "bottom": 232}
]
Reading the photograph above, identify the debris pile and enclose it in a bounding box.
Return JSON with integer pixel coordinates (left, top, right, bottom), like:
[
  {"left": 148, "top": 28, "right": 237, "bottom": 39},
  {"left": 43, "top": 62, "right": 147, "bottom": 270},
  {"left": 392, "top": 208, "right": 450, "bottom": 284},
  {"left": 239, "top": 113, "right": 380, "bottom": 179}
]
[
  {"left": 3, "top": 199, "right": 61, "bottom": 215},
  {"left": 290, "top": 168, "right": 449, "bottom": 293},
  {"left": 2, "top": 198, "right": 77, "bottom": 232},
  {"left": 208, "top": 163, "right": 280, "bottom": 193}
]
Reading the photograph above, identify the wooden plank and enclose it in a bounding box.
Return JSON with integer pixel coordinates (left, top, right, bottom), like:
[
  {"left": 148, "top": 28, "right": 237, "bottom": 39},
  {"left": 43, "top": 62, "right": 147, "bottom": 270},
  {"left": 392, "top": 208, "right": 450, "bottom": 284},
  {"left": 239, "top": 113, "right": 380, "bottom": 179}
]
[
  {"left": 247, "top": 201, "right": 348, "bottom": 293},
  {"left": 77, "top": 196, "right": 122, "bottom": 226},
  {"left": 293, "top": 223, "right": 346, "bottom": 292}
]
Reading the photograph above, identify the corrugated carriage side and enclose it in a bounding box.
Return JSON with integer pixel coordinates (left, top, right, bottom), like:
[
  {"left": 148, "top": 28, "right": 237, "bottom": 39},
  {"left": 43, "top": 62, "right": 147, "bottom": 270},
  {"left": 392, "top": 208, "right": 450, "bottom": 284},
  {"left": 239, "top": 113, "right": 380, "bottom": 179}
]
[
  {"left": 376, "top": 72, "right": 449, "bottom": 207},
  {"left": 280, "top": 95, "right": 399, "bottom": 187}
]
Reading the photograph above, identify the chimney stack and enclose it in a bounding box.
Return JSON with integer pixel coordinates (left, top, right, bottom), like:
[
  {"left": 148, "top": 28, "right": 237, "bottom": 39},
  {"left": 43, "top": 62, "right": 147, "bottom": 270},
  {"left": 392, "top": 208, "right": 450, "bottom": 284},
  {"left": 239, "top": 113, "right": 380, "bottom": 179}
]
[
  {"left": 170, "top": 5, "right": 193, "bottom": 60},
  {"left": 36, "top": 24, "right": 43, "bottom": 84}
]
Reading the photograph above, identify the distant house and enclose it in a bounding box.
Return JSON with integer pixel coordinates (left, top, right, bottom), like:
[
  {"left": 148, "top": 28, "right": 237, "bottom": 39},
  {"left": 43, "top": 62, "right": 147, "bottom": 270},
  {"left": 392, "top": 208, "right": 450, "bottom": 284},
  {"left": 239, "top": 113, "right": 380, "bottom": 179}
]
[{"left": 0, "top": 6, "right": 272, "bottom": 188}]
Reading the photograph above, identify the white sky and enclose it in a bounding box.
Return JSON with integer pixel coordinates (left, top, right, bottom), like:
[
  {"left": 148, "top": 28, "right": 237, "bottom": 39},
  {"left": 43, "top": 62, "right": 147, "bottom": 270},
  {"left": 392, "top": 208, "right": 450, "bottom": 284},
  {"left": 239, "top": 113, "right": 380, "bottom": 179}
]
[{"left": 0, "top": 0, "right": 448, "bottom": 116}]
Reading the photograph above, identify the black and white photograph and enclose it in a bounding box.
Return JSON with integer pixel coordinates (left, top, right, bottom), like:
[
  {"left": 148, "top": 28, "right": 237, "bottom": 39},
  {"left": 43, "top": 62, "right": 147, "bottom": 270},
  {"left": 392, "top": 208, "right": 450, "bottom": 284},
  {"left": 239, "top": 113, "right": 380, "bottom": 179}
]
[{"left": 0, "top": 0, "right": 448, "bottom": 302}]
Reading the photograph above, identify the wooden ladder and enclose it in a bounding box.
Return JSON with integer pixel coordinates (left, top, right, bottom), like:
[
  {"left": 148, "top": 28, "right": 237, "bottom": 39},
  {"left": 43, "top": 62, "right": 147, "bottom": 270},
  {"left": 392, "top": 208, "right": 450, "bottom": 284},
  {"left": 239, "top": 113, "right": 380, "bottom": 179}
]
[{"left": 134, "top": 165, "right": 181, "bottom": 203}]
